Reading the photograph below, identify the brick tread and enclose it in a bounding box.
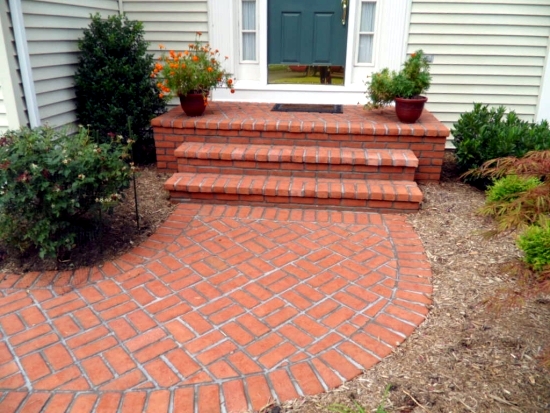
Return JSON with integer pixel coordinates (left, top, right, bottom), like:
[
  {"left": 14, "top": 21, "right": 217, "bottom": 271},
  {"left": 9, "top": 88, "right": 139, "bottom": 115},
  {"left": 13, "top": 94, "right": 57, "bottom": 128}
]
[
  {"left": 165, "top": 173, "right": 423, "bottom": 203},
  {"left": 174, "top": 143, "right": 419, "bottom": 168}
]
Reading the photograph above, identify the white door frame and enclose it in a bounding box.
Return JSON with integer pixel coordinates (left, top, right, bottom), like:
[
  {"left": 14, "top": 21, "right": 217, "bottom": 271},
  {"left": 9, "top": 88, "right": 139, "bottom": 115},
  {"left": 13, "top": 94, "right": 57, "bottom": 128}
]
[{"left": 209, "top": 0, "right": 411, "bottom": 105}]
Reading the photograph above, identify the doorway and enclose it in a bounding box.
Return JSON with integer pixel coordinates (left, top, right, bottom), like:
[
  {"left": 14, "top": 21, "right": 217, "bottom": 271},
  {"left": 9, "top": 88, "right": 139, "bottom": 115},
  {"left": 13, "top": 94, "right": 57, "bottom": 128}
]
[{"left": 267, "top": 0, "right": 348, "bottom": 85}]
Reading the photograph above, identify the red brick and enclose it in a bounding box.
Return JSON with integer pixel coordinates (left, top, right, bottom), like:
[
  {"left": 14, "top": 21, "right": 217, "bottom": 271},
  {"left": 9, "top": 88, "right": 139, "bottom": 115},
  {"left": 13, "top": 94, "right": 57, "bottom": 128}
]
[
  {"left": 42, "top": 394, "right": 74, "bottom": 413},
  {"left": 20, "top": 353, "right": 50, "bottom": 381},
  {"left": 99, "top": 369, "right": 146, "bottom": 391},
  {"left": 223, "top": 380, "right": 248, "bottom": 413},
  {"left": 33, "top": 365, "right": 81, "bottom": 390},
  {"left": 245, "top": 375, "right": 271, "bottom": 412},
  {"left": 43, "top": 343, "right": 72, "bottom": 370},
  {"left": 95, "top": 392, "right": 122, "bottom": 412},
  {"left": 173, "top": 388, "right": 195, "bottom": 413},
  {"left": 17, "top": 393, "right": 50, "bottom": 413},
  {"left": 67, "top": 394, "right": 98, "bottom": 413},
  {"left": 145, "top": 390, "right": 170, "bottom": 413},
  {"left": 104, "top": 346, "right": 137, "bottom": 374},
  {"left": 120, "top": 392, "right": 147, "bottom": 413},
  {"left": 290, "top": 362, "right": 324, "bottom": 395},
  {"left": 81, "top": 356, "right": 114, "bottom": 385},
  {"left": 125, "top": 327, "right": 166, "bottom": 352},
  {"left": 198, "top": 384, "right": 221, "bottom": 413}
]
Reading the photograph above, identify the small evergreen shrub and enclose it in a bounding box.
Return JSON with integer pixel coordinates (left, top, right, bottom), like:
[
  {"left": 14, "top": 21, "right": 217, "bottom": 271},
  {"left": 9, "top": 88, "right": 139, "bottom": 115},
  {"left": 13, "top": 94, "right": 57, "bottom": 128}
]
[
  {"left": 452, "top": 103, "right": 550, "bottom": 179},
  {"left": 0, "top": 126, "right": 132, "bottom": 258},
  {"left": 517, "top": 222, "right": 550, "bottom": 271},
  {"left": 74, "top": 13, "right": 166, "bottom": 163},
  {"left": 486, "top": 175, "right": 542, "bottom": 203}
]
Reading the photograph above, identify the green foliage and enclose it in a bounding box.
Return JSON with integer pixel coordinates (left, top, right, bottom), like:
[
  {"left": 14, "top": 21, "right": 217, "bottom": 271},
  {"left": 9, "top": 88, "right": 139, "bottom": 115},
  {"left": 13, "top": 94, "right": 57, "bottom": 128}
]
[
  {"left": 0, "top": 126, "right": 132, "bottom": 258},
  {"left": 517, "top": 220, "right": 550, "bottom": 271},
  {"left": 74, "top": 13, "right": 166, "bottom": 162},
  {"left": 365, "top": 50, "right": 431, "bottom": 109},
  {"left": 485, "top": 175, "right": 542, "bottom": 203},
  {"left": 452, "top": 104, "right": 550, "bottom": 177},
  {"left": 328, "top": 401, "right": 368, "bottom": 413}
]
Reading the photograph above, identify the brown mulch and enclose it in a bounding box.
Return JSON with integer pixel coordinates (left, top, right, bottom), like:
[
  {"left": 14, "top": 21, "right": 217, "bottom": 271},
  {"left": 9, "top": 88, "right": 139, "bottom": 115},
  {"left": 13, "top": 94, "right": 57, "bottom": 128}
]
[{"left": 1, "top": 154, "right": 549, "bottom": 412}]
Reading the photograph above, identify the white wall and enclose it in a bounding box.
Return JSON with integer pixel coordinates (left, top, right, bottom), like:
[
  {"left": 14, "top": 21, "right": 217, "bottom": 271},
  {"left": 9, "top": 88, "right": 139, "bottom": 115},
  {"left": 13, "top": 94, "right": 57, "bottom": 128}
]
[
  {"left": 22, "top": 0, "right": 120, "bottom": 129},
  {"left": 123, "top": 0, "right": 209, "bottom": 55},
  {"left": 407, "top": 0, "right": 550, "bottom": 128},
  {"left": 0, "top": 85, "right": 7, "bottom": 133}
]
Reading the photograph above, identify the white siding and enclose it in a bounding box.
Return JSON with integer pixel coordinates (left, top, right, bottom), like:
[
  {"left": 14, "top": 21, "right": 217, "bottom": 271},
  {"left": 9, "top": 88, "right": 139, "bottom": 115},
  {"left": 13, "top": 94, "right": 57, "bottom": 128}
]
[
  {"left": 0, "top": 0, "right": 27, "bottom": 131},
  {"left": 0, "top": 85, "right": 7, "bottom": 133},
  {"left": 407, "top": 0, "right": 550, "bottom": 128},
  {"left": 22, "top": 0, "right": 120, "bottom": 129},
  {"left": 123, "top": 0, "right": 209, "bottom": 55}
]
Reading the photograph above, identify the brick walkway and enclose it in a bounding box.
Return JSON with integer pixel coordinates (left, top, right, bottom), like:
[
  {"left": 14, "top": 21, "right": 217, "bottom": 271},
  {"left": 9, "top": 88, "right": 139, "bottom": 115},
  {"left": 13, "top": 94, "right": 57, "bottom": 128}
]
[{"left": 0, "top": 204, "right": 432, "bottom": 413}]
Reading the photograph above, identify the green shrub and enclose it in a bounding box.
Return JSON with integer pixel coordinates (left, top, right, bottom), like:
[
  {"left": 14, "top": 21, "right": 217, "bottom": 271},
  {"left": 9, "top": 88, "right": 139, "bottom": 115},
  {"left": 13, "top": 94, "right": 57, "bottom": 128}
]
[
  {"left": 452, "top": 104, "right": 550, "bottom": 178},
  {"left": 486, "top": 175, "right": 542, "bottom": 203},
  {"left": 0, "top": 126, "right": 132, "bottom": 258},
  {"left": 74, "top": 13, "right": 166, "bottom": 163},
  {"left": 517, "top": 222, "right": 550, "bottom": 271}
]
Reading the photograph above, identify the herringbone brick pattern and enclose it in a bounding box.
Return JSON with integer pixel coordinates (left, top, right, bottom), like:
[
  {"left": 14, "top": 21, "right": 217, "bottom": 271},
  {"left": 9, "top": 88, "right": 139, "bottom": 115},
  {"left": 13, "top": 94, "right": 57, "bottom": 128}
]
[{"left": 0, "top": 204, "right": 432, "bottom": 413}]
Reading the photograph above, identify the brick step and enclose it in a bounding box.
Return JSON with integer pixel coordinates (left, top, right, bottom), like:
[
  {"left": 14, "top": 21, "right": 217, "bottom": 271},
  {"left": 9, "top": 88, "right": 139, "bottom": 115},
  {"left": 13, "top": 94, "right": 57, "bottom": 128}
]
[
  {"left": 175, "top": 143, "right": 418, "bottom": 181},
  {"left": 165, "top": 173, "right": 423, "bottom": 212}
]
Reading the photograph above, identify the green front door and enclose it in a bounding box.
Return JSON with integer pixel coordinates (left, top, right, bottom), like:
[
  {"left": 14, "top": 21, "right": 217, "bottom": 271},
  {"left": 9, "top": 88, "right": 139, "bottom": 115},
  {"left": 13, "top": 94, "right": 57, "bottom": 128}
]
[{"left": 268, "top": 0, "right": 349, "bottom": 66}]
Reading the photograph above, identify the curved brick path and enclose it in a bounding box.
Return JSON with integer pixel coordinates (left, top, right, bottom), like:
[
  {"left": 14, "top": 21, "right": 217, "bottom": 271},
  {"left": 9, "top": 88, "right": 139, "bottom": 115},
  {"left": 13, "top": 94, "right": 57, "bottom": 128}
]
[{"left": 0, "top": 204, "right": 432, "bottom": 413}]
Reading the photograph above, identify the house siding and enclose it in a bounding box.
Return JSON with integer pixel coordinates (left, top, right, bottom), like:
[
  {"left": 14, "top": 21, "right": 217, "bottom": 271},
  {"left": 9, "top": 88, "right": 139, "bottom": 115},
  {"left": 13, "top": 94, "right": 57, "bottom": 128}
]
[
  {"left": 123, "top": 0, "right": 209, "bottom": 55},
  {"left": 22, "top": 0, "right": 120, "bottom": 129},
  {"left": 0, "top": 85, "right": 7, "bottom": 133},
  {"left": 408, "top": 0, "right": 550, "bottom": 128}
]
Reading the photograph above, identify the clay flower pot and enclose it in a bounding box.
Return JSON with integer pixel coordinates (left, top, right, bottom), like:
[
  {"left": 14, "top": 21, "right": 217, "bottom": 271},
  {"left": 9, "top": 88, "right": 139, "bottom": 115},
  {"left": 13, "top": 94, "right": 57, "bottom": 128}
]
[
  {"left": 179, "top": 92, "right": 208, "bottom": 117},
  {"left": 394, "top": 96, "right": 428, "bottom": 123}
]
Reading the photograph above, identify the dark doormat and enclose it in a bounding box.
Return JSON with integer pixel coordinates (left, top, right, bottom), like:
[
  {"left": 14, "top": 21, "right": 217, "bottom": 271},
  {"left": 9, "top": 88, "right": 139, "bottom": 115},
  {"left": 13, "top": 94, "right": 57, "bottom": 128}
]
[{"left": 271, "top": 103, "right": 343, "bottom": 114}]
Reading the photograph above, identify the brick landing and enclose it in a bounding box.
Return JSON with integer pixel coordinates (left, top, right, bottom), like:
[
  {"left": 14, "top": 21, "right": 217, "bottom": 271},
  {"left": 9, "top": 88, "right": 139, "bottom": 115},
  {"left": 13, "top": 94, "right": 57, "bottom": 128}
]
[{"left": 0, "top": 204, "right": 432, "bottom": 413}]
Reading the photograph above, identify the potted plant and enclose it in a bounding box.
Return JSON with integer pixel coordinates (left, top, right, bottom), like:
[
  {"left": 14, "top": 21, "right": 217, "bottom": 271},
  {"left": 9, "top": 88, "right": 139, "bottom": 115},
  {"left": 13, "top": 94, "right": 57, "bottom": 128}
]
[
  {"left": 151, "top": 32, "right": 235, "bottom": 116},
  {"left": 365, "top": 50, "right": 432, "bottom": 123}
]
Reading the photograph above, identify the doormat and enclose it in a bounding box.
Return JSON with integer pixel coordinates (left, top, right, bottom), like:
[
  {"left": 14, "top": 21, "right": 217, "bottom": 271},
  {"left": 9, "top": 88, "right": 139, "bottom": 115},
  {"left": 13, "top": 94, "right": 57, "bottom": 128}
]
[{"left": 271, "top": 103, "right": 343, "bottom": 114}]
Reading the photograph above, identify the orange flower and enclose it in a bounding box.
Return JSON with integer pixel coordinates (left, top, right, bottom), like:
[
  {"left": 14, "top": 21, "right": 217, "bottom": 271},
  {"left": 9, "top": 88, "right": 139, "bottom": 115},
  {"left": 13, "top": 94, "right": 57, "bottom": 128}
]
[
  {"left": 159, "top": 93, "right": 165, "bottom": 98},
  {"left": 159, "top": 44, "right": 165, "bottom": 50},
  {"left": 411, "top": 52, "right": 416, "bottom": 58},
  {"left": 189, "top": 44, "right": 194, "bottom": 49},
  {"left": 197, "top": 31, "right": 203, "bottom": 36},
  {"left": 169, "top": 50, "right": 176, "bottom": 58},
  {"left": 227, "top": 79, "right": 233, "bottom": 85},
  {"left": 192, "top": 55, "right": 199, "bottom": 62},
  {"left": 207, "top": 67, "right": 213, "bottom": 72},
  {"left": 150, "top": 73, "right": 156, "bottom": 78},
  {"left": 169, "top": 71, "right": 175, "bottom": 76},
  {"left": 230, "top": 89, "right": 235, "bottom": 94},
  {"left": 225, "top": 56, "right": 229, "bottom": 60},
  {"left": 178, "top": 52, "right": 183, "bottom": 58},
  {"left": 181, "top": 63, "right": 186, "bottom": 69},
  {"left": 184, "top": 50, "right": 189, "bottom": 56},
  {"left": 155, "top": 63, "right": 163, "bottom": 71}
]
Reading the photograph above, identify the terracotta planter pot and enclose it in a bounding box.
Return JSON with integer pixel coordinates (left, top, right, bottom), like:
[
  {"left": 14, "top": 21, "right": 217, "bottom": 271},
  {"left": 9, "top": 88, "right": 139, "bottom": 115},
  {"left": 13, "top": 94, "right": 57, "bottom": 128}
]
[
  {"left": 179, "top": 92, "right": 208, "bottom": 116},
  {"left": 394, "top": 96, "right": 428, "bottom": 123}
]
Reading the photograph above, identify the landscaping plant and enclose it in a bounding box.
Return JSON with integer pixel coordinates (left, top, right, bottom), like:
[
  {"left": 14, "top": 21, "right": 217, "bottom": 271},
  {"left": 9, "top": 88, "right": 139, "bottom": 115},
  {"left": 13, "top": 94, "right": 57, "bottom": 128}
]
[
  {"left": 152, "top": 32, "right": 235, "bottom": 99},
  {"left": 74, "top": 13, "right": 166, "bottom": 163},
  {"left": 452, "top": 103, "right": 550, "bottom": 181},
  {"left": 0, "top": 126, "right": 132, "bottom": 259},
  {"left": 365, "top": 50, "right": 431, "bottom": 109}
]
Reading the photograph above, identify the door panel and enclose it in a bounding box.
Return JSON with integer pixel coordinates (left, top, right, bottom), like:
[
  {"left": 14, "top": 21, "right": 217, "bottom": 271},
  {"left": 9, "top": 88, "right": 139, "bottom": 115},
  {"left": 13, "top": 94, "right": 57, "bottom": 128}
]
[{"left": 268, "top": 0, "right": 348, "bottom": 66}]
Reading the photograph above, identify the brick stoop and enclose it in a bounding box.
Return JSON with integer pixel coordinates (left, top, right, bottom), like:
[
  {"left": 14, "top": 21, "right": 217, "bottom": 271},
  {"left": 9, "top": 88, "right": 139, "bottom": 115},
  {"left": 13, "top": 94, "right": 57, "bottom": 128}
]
[{"left": 152, "top": 102, "right": 450, "bottom": 212}]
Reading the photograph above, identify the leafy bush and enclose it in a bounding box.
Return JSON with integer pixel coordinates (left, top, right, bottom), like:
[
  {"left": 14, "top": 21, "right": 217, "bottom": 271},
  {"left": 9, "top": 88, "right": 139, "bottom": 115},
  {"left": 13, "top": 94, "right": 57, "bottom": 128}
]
[
  {"left": 0, "top": 126, "right": 132, "bottom": 258},
  {"left": 468, "top": 150, "right": 550, "bottom": 233},
  {"left": 517, "top": 222, "right": 550, "bottom": 271},
  {"left": 452, "top": 104, "right": 550, "bottom": 177},
  {"left": 485, "top": 175, "right": 542, "bottom": 203},
  {"left": 74, "top": 13, "right": 166, "bottom": 163}
]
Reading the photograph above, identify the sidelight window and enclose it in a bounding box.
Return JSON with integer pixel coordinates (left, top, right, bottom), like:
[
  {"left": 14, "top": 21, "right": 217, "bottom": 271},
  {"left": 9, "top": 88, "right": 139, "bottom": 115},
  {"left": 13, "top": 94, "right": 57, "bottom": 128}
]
[
  {"left": 241, "top": 0, "right": 257, "bottom": 61},
  {"left": 357, "top": 1, "right": 376, "bottom": 64}
]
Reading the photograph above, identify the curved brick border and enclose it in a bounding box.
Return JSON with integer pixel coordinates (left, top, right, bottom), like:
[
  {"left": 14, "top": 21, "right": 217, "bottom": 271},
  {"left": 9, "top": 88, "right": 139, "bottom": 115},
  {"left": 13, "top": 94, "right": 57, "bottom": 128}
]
[{"left": 0, "top": 204, "right": 432, "bottom": 413}]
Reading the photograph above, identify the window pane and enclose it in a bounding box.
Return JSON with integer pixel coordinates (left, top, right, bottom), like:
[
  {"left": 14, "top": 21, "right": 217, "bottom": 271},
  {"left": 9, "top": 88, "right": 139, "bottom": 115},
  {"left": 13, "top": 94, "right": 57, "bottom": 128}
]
[
  {"left": 243, "top": 33, "right": 256, "bottom": 60},
  {"left": 243, "top": 0, "right": 256, "bottom": 30},
  {"left": 360, "top": 2, "right": 376, "bottom": 32},
  {"left": 358, "top": 34, "right": 373, "bottom": 63}
]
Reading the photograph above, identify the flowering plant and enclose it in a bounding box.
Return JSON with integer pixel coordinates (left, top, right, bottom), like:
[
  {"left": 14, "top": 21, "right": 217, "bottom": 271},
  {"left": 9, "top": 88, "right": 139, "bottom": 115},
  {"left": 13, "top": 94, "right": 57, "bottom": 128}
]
[{"left": 151, "top": 32, "right": 234, "bottom": 99}]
